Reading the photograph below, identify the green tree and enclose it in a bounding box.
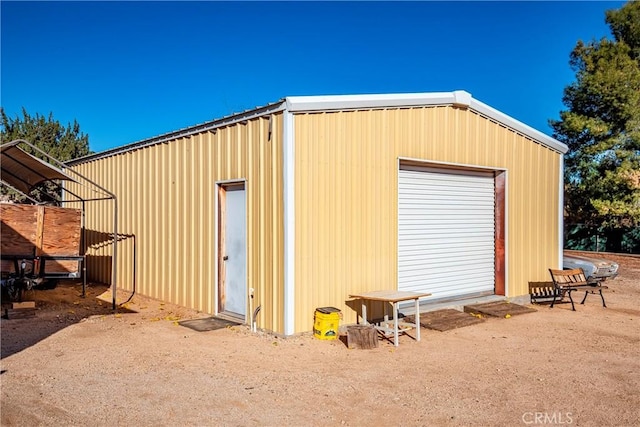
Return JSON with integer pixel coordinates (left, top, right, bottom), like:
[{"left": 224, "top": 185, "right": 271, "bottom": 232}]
[
  {"left": 551, "top": 1, "right": 640, "bottom": 253},
  {"left": 1, "top": 108, "right": 91, "bottom": 203}
]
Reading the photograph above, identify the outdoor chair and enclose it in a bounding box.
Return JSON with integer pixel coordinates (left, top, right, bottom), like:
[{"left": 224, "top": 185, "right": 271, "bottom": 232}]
[{"left": 548, "top": 268, "right": 608, "bottom": 311}]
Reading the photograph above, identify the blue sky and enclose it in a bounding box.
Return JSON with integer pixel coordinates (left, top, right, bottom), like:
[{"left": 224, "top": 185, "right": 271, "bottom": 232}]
[{"left": 1, "top": 1, "right": 626, "bottom": 153}]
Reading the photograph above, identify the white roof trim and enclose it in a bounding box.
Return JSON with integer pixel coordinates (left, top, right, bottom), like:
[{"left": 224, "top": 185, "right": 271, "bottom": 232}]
[
  {"left": 468, "top": 97, "right": 568, "bottom": 154},
  {"left": 285, "top": 91, "right": 458, "bottom": 112},
  {"left": 285, "top": 90, "right": 568, "bottom": 154}
]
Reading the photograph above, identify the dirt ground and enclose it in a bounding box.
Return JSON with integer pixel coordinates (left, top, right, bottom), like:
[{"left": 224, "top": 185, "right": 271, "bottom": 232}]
[{"left": 1, "top": 252, "right": 639, "bottom": 426}]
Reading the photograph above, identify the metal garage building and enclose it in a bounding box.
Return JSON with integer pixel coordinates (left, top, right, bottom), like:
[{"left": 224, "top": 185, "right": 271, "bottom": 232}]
[{"left": 67, "top": 91, "right": 568, "bottom": 335}]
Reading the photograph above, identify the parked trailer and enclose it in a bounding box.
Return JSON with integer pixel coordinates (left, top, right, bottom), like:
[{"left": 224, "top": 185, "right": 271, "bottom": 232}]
[{"left": 1, "top": 203, "right": 83, "bottom": 301}]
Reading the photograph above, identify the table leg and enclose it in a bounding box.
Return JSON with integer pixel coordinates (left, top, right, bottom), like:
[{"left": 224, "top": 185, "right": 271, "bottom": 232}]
[
  {"left": 393, "top": 301, "right": 399, "bottom": 347},
  {"left": 383, "top": 301, "right": 388, "bottom": 323},
  {"left": 361, "top": 302, "right": 367, "bottom": 325},
  {"left": 414, "top": 298, "right": 421, "bottom": 342}
]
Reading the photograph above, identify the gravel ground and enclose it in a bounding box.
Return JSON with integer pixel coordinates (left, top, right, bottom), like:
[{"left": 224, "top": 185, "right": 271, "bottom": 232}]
[{"left": 1, "top": 252, "right": 639, "bottom": 426}]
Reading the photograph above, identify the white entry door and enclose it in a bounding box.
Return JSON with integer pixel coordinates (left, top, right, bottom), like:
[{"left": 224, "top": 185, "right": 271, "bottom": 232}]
[{"left": 218, "top": 183, "right": 247, "bottom": 319}]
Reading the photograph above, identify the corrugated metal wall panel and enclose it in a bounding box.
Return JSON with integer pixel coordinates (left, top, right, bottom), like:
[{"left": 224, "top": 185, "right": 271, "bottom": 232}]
[
  {"left": 293, "top": 106, "right": 561, "bottom": 332},
  {"left": 69, "top": 103, "right": 561, "bottom": 335},
  {"left": 69, "top": 114, "right": 285, "bottom": 334}
]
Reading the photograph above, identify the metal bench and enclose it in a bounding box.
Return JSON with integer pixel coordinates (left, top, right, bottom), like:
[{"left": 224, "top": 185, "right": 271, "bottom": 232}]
[
  {"left": 548, "top": 268, "right": 608, "bottom": 311},
  {"left": 528, "top": 281, "right": 558, "bottom": 304}
]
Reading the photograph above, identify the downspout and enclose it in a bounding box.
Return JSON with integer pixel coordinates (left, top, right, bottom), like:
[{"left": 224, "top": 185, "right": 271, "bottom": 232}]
[{"left": 283, "top": 103, "right": 295, "bottom": 336}]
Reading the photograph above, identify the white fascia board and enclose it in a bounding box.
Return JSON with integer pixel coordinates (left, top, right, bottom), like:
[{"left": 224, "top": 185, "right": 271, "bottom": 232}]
[
  {"left": 285, "top": 92, "right": 458, "bottom": 112},
  {"left": 469, "top": 98, "right": 569, "bottom": 154}
]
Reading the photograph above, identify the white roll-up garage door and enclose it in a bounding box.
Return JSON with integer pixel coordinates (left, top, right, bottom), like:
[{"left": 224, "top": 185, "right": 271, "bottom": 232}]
[{"left": 398, "top": 166, "right": 495, "bottom": 300}]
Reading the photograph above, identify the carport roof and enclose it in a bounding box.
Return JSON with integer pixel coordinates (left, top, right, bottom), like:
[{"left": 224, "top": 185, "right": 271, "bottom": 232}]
[{"left": 0, "top": 140, "right": 77, "bottom": 195}]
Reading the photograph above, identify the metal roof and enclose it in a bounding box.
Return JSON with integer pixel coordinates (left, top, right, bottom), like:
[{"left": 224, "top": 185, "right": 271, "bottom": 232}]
[
  {"left": 284, "top": 91, "right": 568, "bottom": 154},
  {"left": 67, "top": 100, "right": 286, "bottom": 165},
  {"left": 68, "top": 91, "right": 568, "bottom": 165}
]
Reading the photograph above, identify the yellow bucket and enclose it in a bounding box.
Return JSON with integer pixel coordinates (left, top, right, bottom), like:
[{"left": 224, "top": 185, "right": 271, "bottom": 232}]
[{"left": 313, "top": 307, "right": 341, "bottom": 340}]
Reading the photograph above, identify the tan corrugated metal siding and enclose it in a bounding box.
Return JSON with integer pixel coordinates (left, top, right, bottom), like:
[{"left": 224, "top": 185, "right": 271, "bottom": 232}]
[
  {"left": 70, "top": 114, "right": 285, "bottom": 333},
  {"left": 293, "top": 106, "right": 561, "bottom": 332},
  {"left": 68, "top": 101, "right": 561, "bottom": 336}
]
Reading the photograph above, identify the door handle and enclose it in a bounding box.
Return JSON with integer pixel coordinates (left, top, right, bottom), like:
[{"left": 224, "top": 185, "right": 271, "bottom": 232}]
[{"left": 223, "top": 255, "right": 229, "bottom": 261}]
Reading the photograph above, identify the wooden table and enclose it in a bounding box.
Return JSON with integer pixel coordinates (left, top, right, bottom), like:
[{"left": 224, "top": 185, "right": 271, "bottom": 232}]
[{"left": 348, "top": 290, "right": 431, "bottom": 347}]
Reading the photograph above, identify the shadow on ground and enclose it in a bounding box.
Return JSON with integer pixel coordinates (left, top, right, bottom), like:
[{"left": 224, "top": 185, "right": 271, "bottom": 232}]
[{"left": 1, "top": 281, "right": 134, "bottom": 359}]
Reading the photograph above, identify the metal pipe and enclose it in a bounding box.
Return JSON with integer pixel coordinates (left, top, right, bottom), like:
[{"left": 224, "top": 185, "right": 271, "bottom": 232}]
[
  {"left": 68, "top": 196, "right": 115, "bottom": 203},
  {"left": 81, "top": 200, "right": 86, "bottom": 298},
  {"left": 131, "top": 234, "right": 137, "bottom": 297},
  {"left": 0, "top": 181, "right": 41, "bottom": 204},
  {"left": 112, "top": 197, "right": 118, "bottom": 310},
  {"left": 252, "top": 305, "right": 261, "bottom": 333}
]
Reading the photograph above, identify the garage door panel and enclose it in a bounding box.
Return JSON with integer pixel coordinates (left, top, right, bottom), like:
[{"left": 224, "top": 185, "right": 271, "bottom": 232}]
[
  {"left": 400, "top": 206, "right": 494, "bottom": 215},
  {"left": 399, "top": 245, "right": 495, "bottom": 258},
  {"left": 401, "top": 276, "right": 495, "bottom": 290},
  {"left": 400, "top": 212, "right": 495, "bottom": 218},
  {"left": 401, "top": 170, "right": 493, "bottom": 182},
  {"left": 399, "top": 234, "right": 495, "bottom": 244},
  {"left": 399, "top": 275, "right": 494, "bottom": 289},
  {"left": 399, "top": 253, "right": 495, "bottom": 267},
  {"left": 398, "top": 261, "right": 495, "bottom": 277},
  {"left": 398, "top": 167, "right": 496, "bottom": 300},
  {"left": 399, "top": 221, "right": 495, "bottom": 229},
  {"left": 400, "top": 195, "right": 494, "bottom": 205},
  {"left": 400, "top": 203, "right": 493, "bottom": 211},
  {"left": 399, "top": 246, "right": 495, "bottom": 259},
  {"left": 399, "top": 231, "right": 495, "bottom": 243},
  {"left": 400, "top": 184, "right": 494, "bottom": 193},
  {"left": 399, "top": 222, "right": 494, "bottom": 231},
  {"left": 400, "top": 279, "right": 495, "bottom": 297}
]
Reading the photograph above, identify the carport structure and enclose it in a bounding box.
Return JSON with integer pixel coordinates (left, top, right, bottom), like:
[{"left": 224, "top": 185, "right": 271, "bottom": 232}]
[{"left": 0, "top": 139, "right": 119, "bottom": 308}]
